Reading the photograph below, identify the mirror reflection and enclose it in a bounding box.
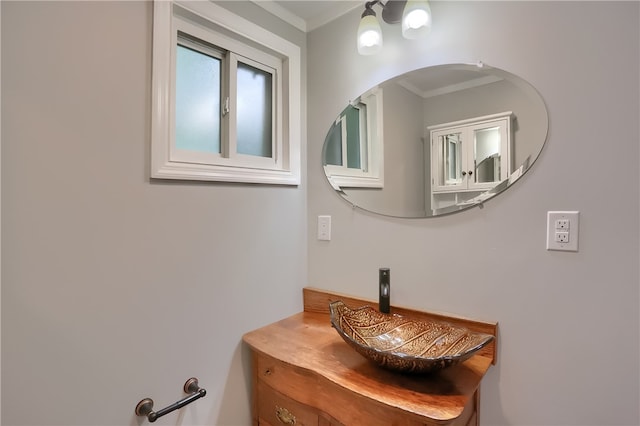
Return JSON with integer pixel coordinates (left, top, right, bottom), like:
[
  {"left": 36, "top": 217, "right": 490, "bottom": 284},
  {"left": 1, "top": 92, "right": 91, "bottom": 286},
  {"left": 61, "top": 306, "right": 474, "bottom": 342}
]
[{"left": 322, "top": 63, "right": 548, "bottom": 218}]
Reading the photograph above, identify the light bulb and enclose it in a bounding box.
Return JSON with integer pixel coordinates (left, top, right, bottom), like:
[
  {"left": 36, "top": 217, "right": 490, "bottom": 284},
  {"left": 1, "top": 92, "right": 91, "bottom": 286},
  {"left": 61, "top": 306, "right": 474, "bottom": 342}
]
[
  {"left": 357, "top": 13, "right": 383, "bottom": 55},
  {"left": 405, "top": 9, "right": 429, "bottom": 29},
  {"left": 360, "top": 29, "right": 381, "bottom": 48},
  {"left": 402, "top": 0, "right": 431, "bottom": 39}
]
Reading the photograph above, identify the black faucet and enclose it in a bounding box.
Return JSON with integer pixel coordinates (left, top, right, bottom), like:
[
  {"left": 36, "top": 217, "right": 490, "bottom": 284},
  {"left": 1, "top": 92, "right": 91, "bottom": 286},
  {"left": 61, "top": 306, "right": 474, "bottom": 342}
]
[{"left": 379, "top": 268, "right": 390, "bottom": 313}]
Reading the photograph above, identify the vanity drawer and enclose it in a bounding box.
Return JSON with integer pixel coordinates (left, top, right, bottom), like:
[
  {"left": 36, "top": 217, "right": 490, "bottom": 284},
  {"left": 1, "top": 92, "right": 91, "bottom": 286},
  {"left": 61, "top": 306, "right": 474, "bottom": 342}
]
[
  {"left": 254, "top": 352, "right": 474, "bottom": 426},
  {"left": 257, "top": 379, "right": 319, "bottom": 426},
  {"left": 256, "top": 352, "right": 317, "bottom": 398}
]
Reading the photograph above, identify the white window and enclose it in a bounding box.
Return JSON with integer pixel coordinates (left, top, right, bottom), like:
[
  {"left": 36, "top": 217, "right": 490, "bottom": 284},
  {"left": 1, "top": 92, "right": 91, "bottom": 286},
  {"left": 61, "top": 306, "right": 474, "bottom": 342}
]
[
  {"left": 151, "top": 1, "right": 301, "bottom": 185},
  {"left": 323, "top": 87, "right": 384, "bottom": 189}
]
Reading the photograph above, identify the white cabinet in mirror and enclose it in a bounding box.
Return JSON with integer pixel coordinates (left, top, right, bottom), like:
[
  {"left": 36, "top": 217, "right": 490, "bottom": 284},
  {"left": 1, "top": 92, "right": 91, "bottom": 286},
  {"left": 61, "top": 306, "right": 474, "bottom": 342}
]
[
  {"left": 321, "top": 63, "right": 548, "bottom": 218},
  {"left": 429, "top": 112, "right": 512, "bottom": 213}
]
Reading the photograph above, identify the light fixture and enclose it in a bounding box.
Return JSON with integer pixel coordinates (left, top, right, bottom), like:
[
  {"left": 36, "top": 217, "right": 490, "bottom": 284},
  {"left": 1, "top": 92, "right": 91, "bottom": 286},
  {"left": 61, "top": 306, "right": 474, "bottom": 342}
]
[
  {"left": 357, "top": 2, "right": 383, "bottom": 55},
  {"left": 402, "top": 0, "right": 432, "bottom": 39},
  {"left": 356, "top": 0, "right": 432, "bottom": 55}
]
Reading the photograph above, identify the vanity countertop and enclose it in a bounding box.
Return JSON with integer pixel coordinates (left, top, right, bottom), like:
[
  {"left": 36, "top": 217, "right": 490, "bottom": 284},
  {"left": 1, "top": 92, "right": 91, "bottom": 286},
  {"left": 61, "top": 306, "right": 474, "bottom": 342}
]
[{"left": 243, "top": 287, "right": 498, "bottom": 425}]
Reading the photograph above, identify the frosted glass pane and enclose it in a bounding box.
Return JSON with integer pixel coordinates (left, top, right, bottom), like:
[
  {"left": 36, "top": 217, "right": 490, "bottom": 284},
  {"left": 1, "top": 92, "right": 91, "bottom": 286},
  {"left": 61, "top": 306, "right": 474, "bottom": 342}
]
[
  {"left": 237, "top": 62, "right": 272, "bottom": 157},
  {"left": 324, "top": 121, "right": 343, "bottom": 166},
  {"left": 344, "top": 105, "right": 361, "bottom": 169},
  {"left": 175, "top": 45, "right": 221, "bottom": 153}
]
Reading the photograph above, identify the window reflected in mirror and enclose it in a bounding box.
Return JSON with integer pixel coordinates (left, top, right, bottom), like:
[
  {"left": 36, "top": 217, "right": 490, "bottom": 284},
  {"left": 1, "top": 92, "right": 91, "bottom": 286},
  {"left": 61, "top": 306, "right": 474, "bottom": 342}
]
[{"left": 323, "top": 88, "right": 384, "bottom": 189}]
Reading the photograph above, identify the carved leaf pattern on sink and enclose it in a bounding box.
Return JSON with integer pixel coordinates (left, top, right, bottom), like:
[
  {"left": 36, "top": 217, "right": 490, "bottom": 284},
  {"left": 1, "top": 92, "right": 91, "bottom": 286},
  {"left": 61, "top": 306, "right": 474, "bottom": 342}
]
[{"left": 329, "top": 300, "right": 494, "bottom": 374}]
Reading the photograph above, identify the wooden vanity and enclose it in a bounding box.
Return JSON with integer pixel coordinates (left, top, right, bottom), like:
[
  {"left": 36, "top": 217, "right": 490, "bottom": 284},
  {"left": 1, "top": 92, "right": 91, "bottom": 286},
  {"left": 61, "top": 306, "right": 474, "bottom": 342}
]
[{"left": 243, "top": 288, "right": 498, "bottom": 426}]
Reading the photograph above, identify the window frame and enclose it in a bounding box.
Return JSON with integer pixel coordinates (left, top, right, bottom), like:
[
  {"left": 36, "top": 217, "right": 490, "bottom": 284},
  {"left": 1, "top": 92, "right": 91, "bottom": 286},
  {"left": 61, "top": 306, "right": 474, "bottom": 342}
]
[
  {"left": 323, "top": 87, "right": 384, "bottom": 189},
  {"left": 151, "top": 1, "right": 301, "bottom": 185}
]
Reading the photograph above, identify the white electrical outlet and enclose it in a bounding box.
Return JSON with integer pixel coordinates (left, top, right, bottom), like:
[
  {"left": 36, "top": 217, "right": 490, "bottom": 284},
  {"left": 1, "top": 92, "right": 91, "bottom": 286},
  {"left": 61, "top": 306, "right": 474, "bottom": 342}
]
[
  {"left": 317, "top": 215, "right": 331, "bottom": 241},
  {"left": 546, "top": 211, "right": 579, "bottom": 252}
]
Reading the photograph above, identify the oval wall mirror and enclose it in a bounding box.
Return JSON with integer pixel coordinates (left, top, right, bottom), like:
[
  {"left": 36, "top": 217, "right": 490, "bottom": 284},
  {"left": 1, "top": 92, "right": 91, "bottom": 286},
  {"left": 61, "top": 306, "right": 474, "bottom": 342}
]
[{"left": 321, "top": 63, "right": 549, "bottom": 218}]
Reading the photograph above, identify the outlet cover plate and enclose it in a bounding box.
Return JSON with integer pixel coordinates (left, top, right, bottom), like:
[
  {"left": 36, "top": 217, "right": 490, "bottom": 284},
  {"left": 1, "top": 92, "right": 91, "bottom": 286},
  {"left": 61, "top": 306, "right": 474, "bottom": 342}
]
[{"left": 546, "top": 211, "right": 579, "bottom": 252}]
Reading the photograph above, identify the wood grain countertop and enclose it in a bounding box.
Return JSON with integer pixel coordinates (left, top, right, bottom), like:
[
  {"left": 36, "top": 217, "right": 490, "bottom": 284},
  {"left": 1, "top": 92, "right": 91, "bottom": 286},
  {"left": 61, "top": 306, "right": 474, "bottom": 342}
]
[{"left": 243, "top": 287, "right": 498, "bottom": 424}]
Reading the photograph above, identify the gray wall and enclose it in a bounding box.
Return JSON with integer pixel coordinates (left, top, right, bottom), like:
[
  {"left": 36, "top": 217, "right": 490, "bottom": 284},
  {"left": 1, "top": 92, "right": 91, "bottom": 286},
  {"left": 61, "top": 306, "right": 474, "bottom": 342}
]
[
  {"left": 308, "top": 2, "right": 639, "bottom": 426},
  {"left": 2, "top": 1, "right": 306, "bottom": 425}
]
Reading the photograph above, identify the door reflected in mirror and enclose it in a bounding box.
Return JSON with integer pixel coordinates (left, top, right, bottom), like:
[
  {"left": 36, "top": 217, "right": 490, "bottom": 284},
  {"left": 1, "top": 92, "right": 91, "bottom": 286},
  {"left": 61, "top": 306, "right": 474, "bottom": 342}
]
[{"left": 321, "top": 63, "right": 548, "bottom": 218}]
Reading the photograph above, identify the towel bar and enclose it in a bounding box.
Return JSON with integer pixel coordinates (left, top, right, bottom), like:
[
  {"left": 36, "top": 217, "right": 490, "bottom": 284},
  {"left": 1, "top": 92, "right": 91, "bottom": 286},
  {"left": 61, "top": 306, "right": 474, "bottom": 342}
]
[{"left": 135, "top": 377, "right": 206, "bottom": 423}]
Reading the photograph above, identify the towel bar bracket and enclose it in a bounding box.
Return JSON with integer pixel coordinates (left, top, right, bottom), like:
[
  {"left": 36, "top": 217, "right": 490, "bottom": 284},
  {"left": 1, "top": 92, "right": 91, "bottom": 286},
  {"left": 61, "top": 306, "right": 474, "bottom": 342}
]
[{"left": 135, "top": 377, "right": 206, "bottom": 423}]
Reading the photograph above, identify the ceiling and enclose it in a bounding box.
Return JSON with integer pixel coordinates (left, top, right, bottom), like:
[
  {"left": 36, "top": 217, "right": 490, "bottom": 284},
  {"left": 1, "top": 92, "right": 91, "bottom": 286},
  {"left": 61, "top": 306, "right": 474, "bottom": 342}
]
[
  {"left": 252, "top": 1, "right": 493, "bottom": 95},
  {"left": 253, "top": 1, "right": 362, "bottom": 32}
]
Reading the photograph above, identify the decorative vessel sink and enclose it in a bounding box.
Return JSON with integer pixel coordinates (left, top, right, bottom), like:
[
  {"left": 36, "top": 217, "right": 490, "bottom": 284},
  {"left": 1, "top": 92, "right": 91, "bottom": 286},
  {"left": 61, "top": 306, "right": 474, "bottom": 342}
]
[{"left": 329, "top": 300, "right": 494, "bottom": 374}]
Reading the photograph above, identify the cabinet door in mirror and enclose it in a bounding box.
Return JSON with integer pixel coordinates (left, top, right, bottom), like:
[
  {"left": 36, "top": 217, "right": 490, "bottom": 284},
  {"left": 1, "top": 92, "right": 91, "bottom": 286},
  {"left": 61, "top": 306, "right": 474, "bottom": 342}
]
[
  {"left": 473, "top": 126, "right": 502, "bottom": 184},
  {"left": 321, "top": 63, "right": 548, "bottom": 218},
  {"left": 433, "top": 130, "right": 464, "bottom": 191}
]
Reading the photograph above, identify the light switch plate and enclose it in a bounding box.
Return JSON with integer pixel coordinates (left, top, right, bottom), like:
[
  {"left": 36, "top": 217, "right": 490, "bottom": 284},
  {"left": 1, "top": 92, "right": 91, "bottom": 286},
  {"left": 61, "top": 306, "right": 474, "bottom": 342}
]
[
  {"left": 546, "top": 211, "right": 579, "bottom": 252},
  {"left": 317, "top": 215, "right": 331, "bottom": 241}
]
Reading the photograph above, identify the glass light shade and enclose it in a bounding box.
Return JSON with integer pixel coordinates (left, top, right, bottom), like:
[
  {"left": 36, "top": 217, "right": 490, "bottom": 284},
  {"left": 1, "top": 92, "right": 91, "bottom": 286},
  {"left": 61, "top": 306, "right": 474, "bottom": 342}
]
[
  {"left": 402, "top": 0, "right": 432, "bottom": 39},
  {"left": 357, "top": 14, "right": 383, "bottom": 55}
]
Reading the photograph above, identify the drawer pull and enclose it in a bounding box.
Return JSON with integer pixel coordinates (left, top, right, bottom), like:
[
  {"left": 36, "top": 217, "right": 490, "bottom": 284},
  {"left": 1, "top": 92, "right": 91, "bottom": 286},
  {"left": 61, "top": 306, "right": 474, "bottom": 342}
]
[{"left": 275, "top": 406, "right": 296, "bottom": 425}]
